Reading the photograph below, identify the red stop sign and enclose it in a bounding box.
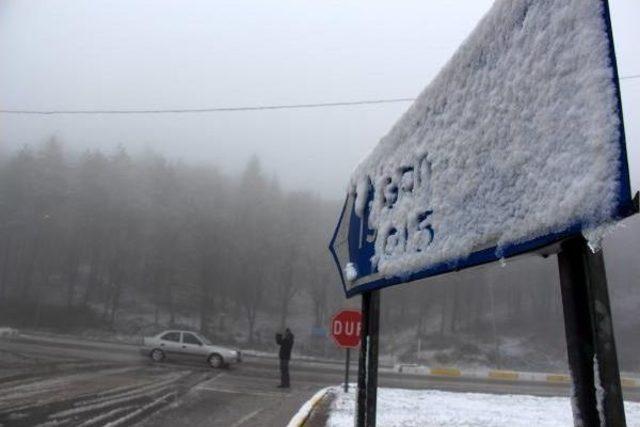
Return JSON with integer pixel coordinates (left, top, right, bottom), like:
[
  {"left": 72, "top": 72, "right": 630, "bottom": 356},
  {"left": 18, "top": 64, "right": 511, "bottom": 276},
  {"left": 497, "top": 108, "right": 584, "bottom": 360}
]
[{"left": 331, "top": 310, "right": 362, "bottom": 348}]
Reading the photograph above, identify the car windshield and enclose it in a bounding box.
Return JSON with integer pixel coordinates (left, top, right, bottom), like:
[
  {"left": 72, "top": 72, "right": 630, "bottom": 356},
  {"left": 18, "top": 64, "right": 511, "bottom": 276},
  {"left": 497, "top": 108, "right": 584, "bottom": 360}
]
[{"left": 196, "top": 334, "right": 213, "bottom": 345}]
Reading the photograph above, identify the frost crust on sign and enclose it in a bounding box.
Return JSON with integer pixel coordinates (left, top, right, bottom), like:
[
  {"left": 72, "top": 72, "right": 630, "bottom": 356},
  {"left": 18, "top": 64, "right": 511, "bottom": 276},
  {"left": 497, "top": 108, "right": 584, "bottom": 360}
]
[{"left": 350, "top": 0, "right": 622, "bottom": 278}]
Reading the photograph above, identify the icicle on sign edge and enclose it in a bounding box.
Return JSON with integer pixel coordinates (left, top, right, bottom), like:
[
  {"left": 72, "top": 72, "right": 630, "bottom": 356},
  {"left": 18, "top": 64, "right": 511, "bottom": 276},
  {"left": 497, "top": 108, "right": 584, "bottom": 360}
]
[{"left": 328, "top": 0, "right": 636, "bottom": 299}]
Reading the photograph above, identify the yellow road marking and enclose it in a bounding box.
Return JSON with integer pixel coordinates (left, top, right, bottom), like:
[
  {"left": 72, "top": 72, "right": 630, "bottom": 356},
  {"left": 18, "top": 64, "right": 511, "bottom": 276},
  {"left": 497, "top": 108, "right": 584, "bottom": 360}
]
[
  {"left": 546, "top": 374, "right": 571, "bottom": 383},
  {"left": 430, "top": 368, "right": 461, "bottom": 377},
  {"left": 622, "top": 378, "right": 636, "bottom": 388},
  {"left": 488, "top": 370, "right": 519, "bottom": 381}
]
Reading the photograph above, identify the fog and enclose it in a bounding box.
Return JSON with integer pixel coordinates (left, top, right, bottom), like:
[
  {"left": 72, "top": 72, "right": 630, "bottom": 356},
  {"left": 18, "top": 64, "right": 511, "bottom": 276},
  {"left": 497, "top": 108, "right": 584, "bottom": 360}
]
[
  {"left": 1, "top": 142, "right": 640, "bottom": 374},
  {"left": 1, "top": 0, "right": 639, "bottom": 197},
  {"left": 1, "top": 0, "right": 640, "bottom": 374}
]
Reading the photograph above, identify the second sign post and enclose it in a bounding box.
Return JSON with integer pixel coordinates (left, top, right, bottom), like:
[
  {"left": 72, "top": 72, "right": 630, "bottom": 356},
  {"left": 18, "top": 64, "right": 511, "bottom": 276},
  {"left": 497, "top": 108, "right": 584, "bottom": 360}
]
[{"left": 330, "top": 310, "right": 362, "bottom": 393}]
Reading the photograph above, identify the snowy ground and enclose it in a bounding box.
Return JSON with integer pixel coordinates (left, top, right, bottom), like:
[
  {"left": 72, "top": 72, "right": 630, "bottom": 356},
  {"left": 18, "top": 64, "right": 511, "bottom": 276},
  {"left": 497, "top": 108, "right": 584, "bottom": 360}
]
[{"left": 325, "top": 387, "right": 640, "bottom": 427}]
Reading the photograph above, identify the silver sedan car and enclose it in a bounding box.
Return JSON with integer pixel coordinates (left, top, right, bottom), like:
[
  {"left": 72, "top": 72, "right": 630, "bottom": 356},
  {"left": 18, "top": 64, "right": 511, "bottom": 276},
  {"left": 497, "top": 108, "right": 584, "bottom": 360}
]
[{"left": 141, "top": 330, "right": 241, "bottom": 368}]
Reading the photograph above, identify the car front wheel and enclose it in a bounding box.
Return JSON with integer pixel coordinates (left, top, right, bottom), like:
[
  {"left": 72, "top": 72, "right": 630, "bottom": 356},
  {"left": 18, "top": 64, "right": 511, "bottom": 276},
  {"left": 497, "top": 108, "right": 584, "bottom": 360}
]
[
  {"left": 150, "top": 349, "right": 165, "bottom": 362},
  {"left": 208, "top": 353, "right": 224, "bottom": 369}
]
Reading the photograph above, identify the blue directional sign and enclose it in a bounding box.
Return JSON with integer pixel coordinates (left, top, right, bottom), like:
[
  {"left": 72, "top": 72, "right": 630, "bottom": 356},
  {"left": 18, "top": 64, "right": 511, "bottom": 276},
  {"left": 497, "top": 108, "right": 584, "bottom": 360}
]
[
  {"left": 329, "top": 188, "right": 636, "bottom": 298},
  {"left": 329, "top": 0, "right": 637, "bottom": 298}
]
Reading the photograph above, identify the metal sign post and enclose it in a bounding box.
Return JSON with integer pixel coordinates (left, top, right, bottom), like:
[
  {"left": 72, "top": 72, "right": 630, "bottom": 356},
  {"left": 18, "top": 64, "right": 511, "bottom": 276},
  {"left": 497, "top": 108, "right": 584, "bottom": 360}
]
[
  {"left": 356, "top": 292, "right": 370, "bottom": 427},
  {"left": 344, "top": 348, "right": 350, "bottom": 392},
  {"left": 365, "top": 291, "right": 380, "bottom": 426},
  {"left": 558, "top": 236, "right": 626, "bottom": 426},
  {"left": 356, "top": 290, "right": 380, "bottom": 427},
  {"left": 330, "top": 310, "right": 363, "bottom": 396}
]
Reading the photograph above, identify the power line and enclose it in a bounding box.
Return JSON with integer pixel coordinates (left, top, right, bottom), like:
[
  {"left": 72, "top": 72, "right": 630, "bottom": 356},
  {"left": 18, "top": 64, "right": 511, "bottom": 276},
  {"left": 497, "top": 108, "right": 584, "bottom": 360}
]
[
  {"left": 0, "top": 97, "right": 416, "bottom": 115},
  {"left": 620, "top": 73, "right": 640, "bottom": 81},
  {"left": 0, "top": 73, "right": 638, "bottom": 116}
]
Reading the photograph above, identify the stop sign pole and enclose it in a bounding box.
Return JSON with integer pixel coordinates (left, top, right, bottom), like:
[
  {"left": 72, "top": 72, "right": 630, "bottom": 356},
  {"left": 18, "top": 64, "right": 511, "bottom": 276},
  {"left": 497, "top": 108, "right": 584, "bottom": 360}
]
[
  {"left": 331, "top": 298, "right": 380, "bottom": 427},
  {"left": 331, "top": 310, "right": 362, "bottom": 393}
]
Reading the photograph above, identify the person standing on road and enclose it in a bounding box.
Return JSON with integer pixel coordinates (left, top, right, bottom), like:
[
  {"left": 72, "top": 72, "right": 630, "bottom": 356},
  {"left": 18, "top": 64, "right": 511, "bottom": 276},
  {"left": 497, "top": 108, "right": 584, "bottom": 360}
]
[{"left": 275, "top": 328, "right": 294, "bottom": 388}]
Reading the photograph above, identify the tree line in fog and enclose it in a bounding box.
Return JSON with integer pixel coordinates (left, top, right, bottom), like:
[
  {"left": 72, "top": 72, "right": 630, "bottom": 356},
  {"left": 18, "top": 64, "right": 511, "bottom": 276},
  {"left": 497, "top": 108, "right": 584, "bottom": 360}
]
[
  {"left": 1, "top": 140, "right": 638, "bottom": 367},
  {"left": 0, "top": 140, "right": 342, "bottom": 344}
]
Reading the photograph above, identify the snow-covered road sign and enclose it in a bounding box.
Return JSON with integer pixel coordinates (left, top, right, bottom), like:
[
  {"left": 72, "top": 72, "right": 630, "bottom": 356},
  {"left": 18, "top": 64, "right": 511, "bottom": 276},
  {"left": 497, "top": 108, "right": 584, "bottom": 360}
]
[{"left": 329, "top": 0, "right": 637, "bottom": 298}]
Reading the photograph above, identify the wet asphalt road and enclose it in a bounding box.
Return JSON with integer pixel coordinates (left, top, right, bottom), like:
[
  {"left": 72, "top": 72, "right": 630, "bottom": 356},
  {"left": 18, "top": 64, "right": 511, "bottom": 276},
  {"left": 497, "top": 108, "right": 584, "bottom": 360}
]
[
  {"left": 1, "top": 333, "right": 634, "bottom": 426},
  {"left": 0, "top": 334, "right": 319, "bottom": 427}
]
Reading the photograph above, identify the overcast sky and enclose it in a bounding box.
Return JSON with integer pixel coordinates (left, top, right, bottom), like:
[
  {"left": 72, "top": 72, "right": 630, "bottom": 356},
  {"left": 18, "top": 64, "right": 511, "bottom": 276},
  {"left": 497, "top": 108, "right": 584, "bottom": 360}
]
[{"left": 0, "top": 0, "right": 638, "bottom": 199}]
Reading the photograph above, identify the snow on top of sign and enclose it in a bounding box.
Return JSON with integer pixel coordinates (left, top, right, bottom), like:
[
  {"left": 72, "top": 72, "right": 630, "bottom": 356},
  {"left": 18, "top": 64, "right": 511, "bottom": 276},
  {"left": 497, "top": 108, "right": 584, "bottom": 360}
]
[{"left": 350, "top": 0, "right": 623, "bottom": 278}]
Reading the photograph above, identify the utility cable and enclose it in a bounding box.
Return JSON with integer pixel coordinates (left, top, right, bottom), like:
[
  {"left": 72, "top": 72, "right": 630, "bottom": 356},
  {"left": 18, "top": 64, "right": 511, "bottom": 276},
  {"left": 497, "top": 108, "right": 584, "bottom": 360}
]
[
  {"left": 0, "top": 74, "right": 638, "bottom": 115},
  {"left": 0, "top": 97, "right": 415, "bottom": 115}
]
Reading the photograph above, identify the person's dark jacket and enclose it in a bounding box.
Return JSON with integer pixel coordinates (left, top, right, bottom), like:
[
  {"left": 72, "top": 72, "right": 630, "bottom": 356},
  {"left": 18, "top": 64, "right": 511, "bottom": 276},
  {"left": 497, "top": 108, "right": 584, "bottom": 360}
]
[{"left": 276, "top": 331, "right": 294, "bottom": 360}]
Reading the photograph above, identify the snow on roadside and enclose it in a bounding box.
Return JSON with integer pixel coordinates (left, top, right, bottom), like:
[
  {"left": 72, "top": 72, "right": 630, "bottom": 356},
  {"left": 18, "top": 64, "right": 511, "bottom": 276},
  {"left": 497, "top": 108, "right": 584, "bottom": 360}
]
[
  {"left": 325, "top": 387, "right": 640, "bottom": 427},
  {"left": 286, "top": 387, "right": 331, "bottom": 427}
]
